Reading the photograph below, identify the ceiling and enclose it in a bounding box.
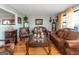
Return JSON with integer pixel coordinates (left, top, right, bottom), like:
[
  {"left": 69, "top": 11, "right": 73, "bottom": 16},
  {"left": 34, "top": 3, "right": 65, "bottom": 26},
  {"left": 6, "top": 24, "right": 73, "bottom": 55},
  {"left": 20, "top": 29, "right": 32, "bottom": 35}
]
[
  {"left": 0, "top": 8, "right": 15, "bottom": 18},
  {"left": 6, "top": 4, "right": 76, "bottom": 16}
]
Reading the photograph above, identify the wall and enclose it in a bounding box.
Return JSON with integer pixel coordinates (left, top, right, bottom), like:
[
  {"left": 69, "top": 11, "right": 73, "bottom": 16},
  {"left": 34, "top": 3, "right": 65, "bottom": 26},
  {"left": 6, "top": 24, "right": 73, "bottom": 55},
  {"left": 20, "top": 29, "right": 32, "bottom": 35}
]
[
  {"left": 0, "top": 5, "right": 23, "bottom": 40},
  {"left": 28, "top": 16, "right": 56, "bottom": 31},
  {"left": 0, "top": 5, "right": 56, "bottom": 45},
  {"left": 0, "top": 8, "right": 15, "bottom": 19}
]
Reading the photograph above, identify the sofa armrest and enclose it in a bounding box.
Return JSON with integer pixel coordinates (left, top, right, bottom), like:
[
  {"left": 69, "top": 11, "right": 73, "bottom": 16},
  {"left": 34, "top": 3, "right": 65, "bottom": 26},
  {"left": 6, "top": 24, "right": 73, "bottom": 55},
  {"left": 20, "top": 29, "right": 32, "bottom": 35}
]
[
  {"left": 51, "top": 33, "right": 63, "bottom": 41},
  {"left": 65, "top": 40, "right": 79, "bottom": 48},
  {"left": 51, "top": 33, "right": 65, "bottom": 46}
]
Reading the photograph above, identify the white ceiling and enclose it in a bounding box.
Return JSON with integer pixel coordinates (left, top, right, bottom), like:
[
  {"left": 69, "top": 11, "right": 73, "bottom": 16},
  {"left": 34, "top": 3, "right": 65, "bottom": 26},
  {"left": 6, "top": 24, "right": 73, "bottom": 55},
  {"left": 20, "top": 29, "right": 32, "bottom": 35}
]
[
  {"left": 0, "top": 8, "right": 15, "bottom": 18},
  {"left": 6, "top": 4, "right": 76, "bottom": 16}
]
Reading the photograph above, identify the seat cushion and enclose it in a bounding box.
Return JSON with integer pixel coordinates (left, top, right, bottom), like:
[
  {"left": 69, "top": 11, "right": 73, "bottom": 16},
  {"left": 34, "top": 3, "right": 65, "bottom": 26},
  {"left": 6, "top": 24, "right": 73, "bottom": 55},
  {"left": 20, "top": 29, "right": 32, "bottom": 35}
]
[
  {"left": 66, "top": 32, "right": 79, "bottom": 40},
  {"left": 66, "top": 48, "right": 79, "bottom": 55}
]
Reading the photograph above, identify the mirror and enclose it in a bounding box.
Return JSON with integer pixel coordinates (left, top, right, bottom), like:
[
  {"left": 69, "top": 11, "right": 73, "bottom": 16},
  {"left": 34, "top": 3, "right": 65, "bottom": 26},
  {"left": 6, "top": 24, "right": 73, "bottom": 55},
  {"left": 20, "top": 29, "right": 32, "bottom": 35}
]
[{"left": 0, "top": 8, "right": 15, "bottom": 25}]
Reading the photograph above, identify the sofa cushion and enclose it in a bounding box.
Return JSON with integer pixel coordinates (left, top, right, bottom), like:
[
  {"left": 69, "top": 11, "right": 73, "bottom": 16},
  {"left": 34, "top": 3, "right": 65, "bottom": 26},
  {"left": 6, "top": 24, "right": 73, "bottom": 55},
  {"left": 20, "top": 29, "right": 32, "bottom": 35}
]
[
  {"left": 39, "top": 28, "right": 43, "bottom": 32},
  {"left": 63, "top": 31, "right": 69, "bottom": 39},
  {"left": 66, "top": 32, "right": 79, "bottom": 40},
  {"left": 63, "top": 28, "right": 73, "bottom": 39},
  {"left": 66, "top": 40, "right": 79, "bottom": 48}
]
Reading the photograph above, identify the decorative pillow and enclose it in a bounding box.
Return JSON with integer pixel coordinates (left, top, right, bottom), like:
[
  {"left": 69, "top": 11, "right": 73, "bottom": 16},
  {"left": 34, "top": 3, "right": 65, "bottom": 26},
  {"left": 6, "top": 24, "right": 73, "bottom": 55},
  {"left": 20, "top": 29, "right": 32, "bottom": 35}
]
[
  {"left": 37, "top": 33, "right": 41, "bottom": 38},
  {"left": 34, "top": 34, "right": 37, "bottom": 37},
  {"left": 38, "top": 29, "right": 40, "bottom": 33},
  {"left": 39, "top": 28, "right": 43, "bottom": 32},
  {"left": 41, "top": 32, "right": 45, "bottom": 38},
  {"left": 34, "top": 28, "right": 38, "bottom": 33}
]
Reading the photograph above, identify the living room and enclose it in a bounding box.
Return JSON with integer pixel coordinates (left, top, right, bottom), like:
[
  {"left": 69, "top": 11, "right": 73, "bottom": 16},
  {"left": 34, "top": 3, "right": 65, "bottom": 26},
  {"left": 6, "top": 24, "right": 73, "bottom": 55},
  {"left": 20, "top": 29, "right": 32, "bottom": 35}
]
[{"left": 0, "top": 4, "right": 79, "bottom": 55}]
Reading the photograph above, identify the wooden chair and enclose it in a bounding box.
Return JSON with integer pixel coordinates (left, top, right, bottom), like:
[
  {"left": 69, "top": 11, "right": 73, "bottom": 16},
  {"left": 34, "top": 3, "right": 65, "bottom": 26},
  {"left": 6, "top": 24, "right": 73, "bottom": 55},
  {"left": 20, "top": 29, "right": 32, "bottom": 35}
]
[
  {"left": 19, "top": 27, "right": 29, "bottom": 41},
  {"left": 5, "top": 30, "right": 17, "bottom": 45}
]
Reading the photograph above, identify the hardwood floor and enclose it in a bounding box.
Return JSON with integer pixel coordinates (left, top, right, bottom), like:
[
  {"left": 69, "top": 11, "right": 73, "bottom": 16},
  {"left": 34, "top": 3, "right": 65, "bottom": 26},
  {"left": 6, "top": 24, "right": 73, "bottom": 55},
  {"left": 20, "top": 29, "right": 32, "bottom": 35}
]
[
  {"left": 0, "top": 39, "right": 61, "bottom": 55},
  {"left": 14, "top": 39, "right": 61, "bottom": 55}
]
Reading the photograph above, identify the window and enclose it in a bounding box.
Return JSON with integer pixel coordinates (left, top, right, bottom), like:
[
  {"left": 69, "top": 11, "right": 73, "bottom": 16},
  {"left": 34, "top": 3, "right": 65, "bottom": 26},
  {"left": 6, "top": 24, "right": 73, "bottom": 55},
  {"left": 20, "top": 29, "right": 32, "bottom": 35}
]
[
  {"left": 72, "top": 6, "right": 79, "bottom": 32},
  {"left": 62, "top": 12, "right": 67, "bottom": 29}
]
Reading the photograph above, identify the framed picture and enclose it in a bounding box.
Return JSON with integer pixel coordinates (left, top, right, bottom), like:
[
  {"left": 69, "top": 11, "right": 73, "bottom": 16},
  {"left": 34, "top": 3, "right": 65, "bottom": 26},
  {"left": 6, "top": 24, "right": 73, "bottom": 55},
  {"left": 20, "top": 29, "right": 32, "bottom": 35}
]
[
  {"left": 18, "top": 17, "right": 22, "bottom": 24},
  {"left": 2, "top": 19, "right": 15, "bottom": 25},
  {"left": 35, "top": 19, "right": 43, "bottom": 25}
]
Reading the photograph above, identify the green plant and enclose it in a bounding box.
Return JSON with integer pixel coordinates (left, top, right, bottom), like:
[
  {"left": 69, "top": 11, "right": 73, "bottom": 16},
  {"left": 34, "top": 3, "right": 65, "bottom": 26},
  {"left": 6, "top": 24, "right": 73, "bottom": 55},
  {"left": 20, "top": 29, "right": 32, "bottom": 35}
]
[{"left": 23, "top": 16, "right": 28, "bottom": 22}]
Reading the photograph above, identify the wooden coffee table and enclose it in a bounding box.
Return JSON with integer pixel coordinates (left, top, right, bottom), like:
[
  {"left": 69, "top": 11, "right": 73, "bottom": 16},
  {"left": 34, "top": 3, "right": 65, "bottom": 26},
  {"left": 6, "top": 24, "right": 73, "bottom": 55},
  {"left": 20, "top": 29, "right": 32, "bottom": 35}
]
[{"left": 25, "top": 33, "right": 51, "bottom": 55}]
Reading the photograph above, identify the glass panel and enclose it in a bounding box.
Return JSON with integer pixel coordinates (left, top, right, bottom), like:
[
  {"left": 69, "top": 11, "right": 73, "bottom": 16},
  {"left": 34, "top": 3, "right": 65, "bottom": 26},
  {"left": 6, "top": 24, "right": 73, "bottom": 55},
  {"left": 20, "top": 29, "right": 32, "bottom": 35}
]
[
  {"left": 72, "top": 11, "right": 79, "bottom": 32},
  {"left": 62, "top": 12, "right": 67, "bottom": 29}
]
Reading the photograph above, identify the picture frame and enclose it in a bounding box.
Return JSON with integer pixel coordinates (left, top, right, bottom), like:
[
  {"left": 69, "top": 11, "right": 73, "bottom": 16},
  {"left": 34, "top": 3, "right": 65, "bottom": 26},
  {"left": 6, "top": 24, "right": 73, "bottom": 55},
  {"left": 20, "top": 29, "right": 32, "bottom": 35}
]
[
  {"left": 2, "top": 19, "right": 15, "bottom": 25},
  {"left": 35, "top": 19, "right": 43, "bottom": 25},
  {"left": 18, "top": 17, "right": 22, "bottom": 24}
]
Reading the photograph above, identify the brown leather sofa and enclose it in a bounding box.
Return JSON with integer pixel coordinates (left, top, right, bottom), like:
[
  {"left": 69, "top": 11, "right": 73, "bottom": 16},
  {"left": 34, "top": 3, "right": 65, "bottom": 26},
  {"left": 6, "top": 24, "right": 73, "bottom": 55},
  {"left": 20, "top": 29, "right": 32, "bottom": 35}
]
[
  {"left": 50, "top": 29, "right": 65, "bottom": 54},
  {"left": 65, "top": 39, "right": 79, "bottom": 55},
  {"left": 65, "top": 32, "right": 79, "bottom": 55},
  {"left": 50, "top": 28, "right": 79, "bottom": 55}
]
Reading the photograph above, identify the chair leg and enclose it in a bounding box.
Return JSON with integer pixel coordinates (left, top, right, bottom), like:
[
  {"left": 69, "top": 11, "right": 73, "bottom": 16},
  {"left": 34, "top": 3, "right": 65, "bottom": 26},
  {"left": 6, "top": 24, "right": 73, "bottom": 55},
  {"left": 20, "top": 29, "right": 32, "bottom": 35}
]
[
  {"left": 48, "top": 40, "right": 51, "bottom": 55},
  {"left": 20, "top": 38, "right": 22, "bottom": 41},
  {"left": 26, "top": 40, "right": 29, "bottom": 55}
]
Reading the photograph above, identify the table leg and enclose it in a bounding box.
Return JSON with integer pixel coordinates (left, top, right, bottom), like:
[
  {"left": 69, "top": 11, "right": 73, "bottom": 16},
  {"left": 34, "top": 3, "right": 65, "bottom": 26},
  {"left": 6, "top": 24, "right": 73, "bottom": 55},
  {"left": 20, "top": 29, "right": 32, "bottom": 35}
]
[
  {"left": 48, "top": 33, "right": 51, "bottom": 55},
  {"left": 48, "top": 42, "right": 51, "bottom": 55},
  {"left": 26, "top": 40, "right": 29, "bottom": 55}
]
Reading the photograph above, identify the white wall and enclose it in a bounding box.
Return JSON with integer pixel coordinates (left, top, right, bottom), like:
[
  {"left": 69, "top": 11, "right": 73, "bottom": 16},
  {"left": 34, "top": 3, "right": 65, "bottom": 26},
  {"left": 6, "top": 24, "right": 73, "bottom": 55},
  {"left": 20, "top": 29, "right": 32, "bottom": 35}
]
[
  {"left": 0, "top": 4, "right": 56, "bottom": 41},
  {"left": 28, "top": 16, "right": 55, "bottom": 31},
  {"left": 0, "top": 8, "right": 15, "bottom": 19},
  {"left": 0, "top": 5, "right": 23, "bottom": 40}
]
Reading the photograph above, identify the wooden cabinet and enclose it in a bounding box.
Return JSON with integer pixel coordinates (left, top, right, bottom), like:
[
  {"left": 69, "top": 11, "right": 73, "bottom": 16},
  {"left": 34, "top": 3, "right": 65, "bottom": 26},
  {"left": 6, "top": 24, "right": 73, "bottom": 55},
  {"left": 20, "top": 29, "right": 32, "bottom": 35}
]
[{"left": 5, "top": 30, "right": 17, "bottom": 45}]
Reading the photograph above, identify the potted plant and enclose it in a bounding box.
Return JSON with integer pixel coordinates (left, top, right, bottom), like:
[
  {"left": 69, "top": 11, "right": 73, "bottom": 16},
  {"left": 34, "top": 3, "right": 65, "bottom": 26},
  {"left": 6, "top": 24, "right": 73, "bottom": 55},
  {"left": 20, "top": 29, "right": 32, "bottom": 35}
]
[
  {"left": 23, "top": 16, "right": 28, "bottom": 27},
  {"left": 23, "top": 16, "right": 28, "bottom": 23}
]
